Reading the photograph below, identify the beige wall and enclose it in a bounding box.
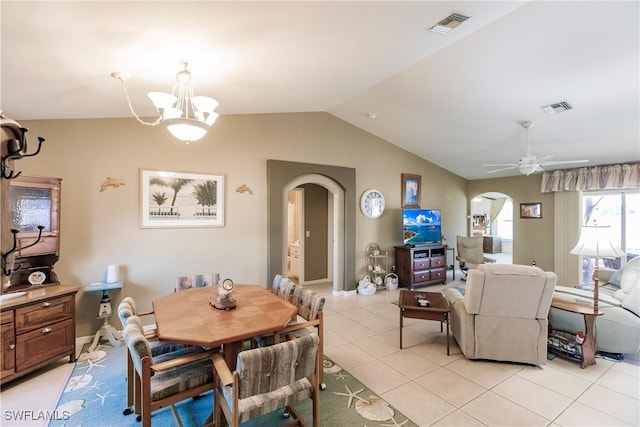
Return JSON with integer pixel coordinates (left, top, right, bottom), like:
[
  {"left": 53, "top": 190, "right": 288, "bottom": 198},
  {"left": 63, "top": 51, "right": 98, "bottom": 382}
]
[
  {"left": 13, "top": 112, "right": 468, "bottom": 337},
  {"left": 468, "top": 175, "right": 555, "bottom": 271}
]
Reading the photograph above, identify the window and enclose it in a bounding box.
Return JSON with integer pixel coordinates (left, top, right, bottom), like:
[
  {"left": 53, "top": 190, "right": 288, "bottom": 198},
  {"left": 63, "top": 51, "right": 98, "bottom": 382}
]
[
  {"left": 495, "top": 199, "right": 513, "bottom": 240},
  {"left": 580, "top": 190, "right": 639, "bottom": 282}
]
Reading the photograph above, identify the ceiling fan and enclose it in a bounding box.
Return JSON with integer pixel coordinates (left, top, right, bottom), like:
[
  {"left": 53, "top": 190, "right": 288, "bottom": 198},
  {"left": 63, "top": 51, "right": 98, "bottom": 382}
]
[{"left": 484, "top": 121, "right": 588, "bottom": 176}]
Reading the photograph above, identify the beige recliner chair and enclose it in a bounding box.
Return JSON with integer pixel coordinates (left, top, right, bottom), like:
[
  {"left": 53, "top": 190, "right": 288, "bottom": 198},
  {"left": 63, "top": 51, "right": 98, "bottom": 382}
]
[
  {"left": 445, "top": 264, "right": 557, "bottom": 365},
  {"left": 456, "top": 235, "right": 496, "bottom": 280}
]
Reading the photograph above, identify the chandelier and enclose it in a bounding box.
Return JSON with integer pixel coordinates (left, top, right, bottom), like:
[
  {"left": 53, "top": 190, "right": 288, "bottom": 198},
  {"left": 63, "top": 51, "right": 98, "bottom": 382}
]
[{"left": 112, "top": 63, "right": 219, "bottom": 143}]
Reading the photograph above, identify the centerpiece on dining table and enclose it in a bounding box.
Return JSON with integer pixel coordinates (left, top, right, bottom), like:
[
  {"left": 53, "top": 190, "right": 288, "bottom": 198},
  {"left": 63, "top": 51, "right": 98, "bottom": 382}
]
[{"left": 211, "top": 278, "right": 237, "bottom": 310}]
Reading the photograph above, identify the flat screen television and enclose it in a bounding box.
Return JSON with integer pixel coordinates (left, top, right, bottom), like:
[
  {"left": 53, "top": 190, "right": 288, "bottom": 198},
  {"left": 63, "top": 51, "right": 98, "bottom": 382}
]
[{"left": 402, "top": 208, "right": 442, "bottom": 246}]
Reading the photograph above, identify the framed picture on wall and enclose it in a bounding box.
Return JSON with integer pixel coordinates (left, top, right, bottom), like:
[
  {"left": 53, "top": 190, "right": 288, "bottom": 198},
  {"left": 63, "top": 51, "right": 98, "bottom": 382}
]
[
  {"left": 520, "top": 202, "right": 542, "bottom": 219},
  {"left": 140, "top": 169, "right": 225, "bottom": 228},
  {"left": 401, "top": 173, "right": 421, "bottom": 208}
]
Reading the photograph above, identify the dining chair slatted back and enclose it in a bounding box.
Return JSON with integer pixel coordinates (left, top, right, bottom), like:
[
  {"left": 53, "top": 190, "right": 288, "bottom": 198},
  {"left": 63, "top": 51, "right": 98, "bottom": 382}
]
[
  {"left": 123, "top": 315, "right": 216, "bottom": 427},
  {"left": 213, "top": 334, "right": 320, "bottom": 427}
]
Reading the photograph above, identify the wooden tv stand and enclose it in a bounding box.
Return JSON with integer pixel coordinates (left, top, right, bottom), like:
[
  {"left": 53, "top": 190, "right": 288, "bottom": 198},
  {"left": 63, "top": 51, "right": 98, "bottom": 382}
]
[{"left": 394, "top": 245, "right": 447, "bottom": 289}]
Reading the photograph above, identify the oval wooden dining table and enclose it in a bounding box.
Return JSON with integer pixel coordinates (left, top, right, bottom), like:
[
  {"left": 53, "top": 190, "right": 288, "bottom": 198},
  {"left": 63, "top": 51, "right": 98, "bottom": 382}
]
[{"left": 152, "top": 284, "right": 297, "bottom": 370}]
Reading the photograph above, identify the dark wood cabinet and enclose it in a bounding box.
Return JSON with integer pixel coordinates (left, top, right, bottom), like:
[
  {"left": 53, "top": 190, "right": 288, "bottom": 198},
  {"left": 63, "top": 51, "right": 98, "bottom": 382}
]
[
  {"left": 7, "top": 176, "right": 62, "bottom": 290},
  {"left": 1, "top": 311, "right": 15, "bottom": 381},
  {"left": 394, "top": 245, "right": 447, "bottom": 290},
  {"left": 0, "top": 285, "right": 78, "bottom": 385},
  {"left": 483, "top": 236, "right": 502, "bottom": 254}
]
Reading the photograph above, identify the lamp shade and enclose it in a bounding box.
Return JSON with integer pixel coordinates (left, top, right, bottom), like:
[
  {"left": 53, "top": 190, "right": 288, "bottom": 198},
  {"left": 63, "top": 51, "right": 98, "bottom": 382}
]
[
  {"left": 164, "top": 118, "right": 210, "bottom": 143},
  {"left": 570, "top": 225, "right": 625, "bottom": 258}
]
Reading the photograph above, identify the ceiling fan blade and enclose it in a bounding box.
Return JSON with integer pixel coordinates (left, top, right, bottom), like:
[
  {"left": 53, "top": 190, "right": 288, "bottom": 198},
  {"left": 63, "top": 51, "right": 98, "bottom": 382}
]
[
  {"left": 487, "top": 166, "right": 517, "bottom": 174},
  {"left": 535, "top": 155, "right": 554, "bottom": 163},
  {"left": 483, "top": 163, "right": 518, "bottom": 167},
  {"left": 539, "top": 159, "right": 588, "bottom": 166}
]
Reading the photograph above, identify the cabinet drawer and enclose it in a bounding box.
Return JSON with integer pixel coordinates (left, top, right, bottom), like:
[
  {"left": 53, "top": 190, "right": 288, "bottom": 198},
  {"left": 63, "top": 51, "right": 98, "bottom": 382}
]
[
  {"left": 15, "top": 318, "right": 74, "bottom": 371},
  {"left": 430, "top": 256, "right": 445, "bottom": 268},
  {"left": 1, "top": 311, "right": 14, "bottom": 325},
  {"left": 413, "top": 271, "right": 431, "bottom": 283},
  {"left": 17, "top": 235, "right": 58, "bottom": 257},
  {"left": 414, "top": 259, "right": 430, "bottom": 270},
  {"left": 15, "top": 295, "right": 73, "bottom": 334},
  {"left": 430, "top": 268, "right": 446, "bottom": 281}
]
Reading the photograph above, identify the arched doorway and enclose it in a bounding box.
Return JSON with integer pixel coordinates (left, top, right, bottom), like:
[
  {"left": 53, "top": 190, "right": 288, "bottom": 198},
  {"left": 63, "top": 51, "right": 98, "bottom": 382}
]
[
  {"left": 470, "top": 191, "right": 513, "bottom": 264},
  {"left": 267, "top": 160, "right": 356, "bottom": 294},
  {"left": 282, "top": 174, "right": 344, "bottom": 292}
]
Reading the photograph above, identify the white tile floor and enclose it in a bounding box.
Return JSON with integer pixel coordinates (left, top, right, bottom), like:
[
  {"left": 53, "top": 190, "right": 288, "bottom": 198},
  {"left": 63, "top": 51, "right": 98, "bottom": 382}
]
[{"left": 2, "top": 270, "right": 639, "bottom": 427}]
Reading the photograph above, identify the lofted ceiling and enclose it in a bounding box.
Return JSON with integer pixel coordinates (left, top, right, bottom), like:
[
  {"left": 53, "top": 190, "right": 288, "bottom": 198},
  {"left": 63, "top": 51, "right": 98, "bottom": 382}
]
[{"left": 1, "top": 1, "right": 638, "bottom": 180}]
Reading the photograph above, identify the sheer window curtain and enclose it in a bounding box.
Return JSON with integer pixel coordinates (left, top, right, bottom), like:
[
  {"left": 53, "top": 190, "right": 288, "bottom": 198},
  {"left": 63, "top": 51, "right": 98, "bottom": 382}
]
[{"left": 488, "top": 197, "right": 508, "bottom": 236}]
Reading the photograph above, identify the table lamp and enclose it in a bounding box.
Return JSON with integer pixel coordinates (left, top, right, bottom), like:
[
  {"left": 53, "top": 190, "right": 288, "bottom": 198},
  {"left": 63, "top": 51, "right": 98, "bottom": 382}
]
[{"left": 570, "top": 225, "right": 625, "bottom": 314}]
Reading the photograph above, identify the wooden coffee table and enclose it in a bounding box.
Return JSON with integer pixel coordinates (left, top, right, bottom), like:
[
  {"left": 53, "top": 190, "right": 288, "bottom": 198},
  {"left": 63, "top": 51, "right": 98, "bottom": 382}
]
[{"left": 399, "top": 290, "right": 450, "bottom": 355}]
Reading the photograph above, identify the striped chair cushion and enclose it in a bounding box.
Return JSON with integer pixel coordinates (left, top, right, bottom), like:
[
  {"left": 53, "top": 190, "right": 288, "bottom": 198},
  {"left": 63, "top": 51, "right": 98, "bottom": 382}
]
[
  {"left": 123, "top": 318, "right": 152, "bottom": 376},
  {"left": 291, "top": 287, "right": 325, "bottom": 321},
  {"left": 123, "top": 316, "right": 213, "bottom": 402},
  {"left": 224, "top": 334, "right": 318, "bottom": 422},
  {"left": 222, "top": 378, "right": 312, "bottom": 422},
  {"left": 150, "top": 358, "right": 213, "bottom": 402}
]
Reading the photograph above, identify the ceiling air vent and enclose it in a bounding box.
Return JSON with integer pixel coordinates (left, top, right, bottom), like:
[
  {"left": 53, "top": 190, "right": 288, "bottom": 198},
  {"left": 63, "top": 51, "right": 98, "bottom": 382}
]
[
  {"left": 429, "top": 12, "right": 470, "bottom": 34},
  {"left": 541, "top": 101, "right": 574, "bottom": 115}
]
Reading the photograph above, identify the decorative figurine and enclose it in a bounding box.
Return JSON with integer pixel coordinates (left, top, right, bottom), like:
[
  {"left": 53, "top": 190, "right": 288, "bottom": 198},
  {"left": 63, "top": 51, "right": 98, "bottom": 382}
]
[{"left": 213, "top": 278, "right": 236, "bottom": 310}]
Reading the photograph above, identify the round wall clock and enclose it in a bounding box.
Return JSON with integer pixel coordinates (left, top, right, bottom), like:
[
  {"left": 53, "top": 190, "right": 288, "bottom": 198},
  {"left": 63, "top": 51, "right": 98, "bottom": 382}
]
[{"left": 360, "top": 189, "right": 385, "bottom": 219}]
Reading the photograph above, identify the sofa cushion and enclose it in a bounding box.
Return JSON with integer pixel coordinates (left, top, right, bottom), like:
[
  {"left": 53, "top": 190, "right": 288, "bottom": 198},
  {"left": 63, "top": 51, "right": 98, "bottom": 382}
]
[
  {"left": 555, "top": 285, "right": 622, "bottom": 307},
  {"left": 608, "top": 269, "right": 623, "bottom": 287},
  {"left": 620, "top": 257, "right": 640, "bottom": 294},
  {"left": 621, "top": 278, "right": 640, "bottom": 317}
]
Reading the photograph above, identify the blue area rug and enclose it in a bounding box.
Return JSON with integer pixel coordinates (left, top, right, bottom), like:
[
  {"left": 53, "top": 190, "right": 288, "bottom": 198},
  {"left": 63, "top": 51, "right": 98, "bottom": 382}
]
[{"left": 49, "top": 342, "right": 417, "bottom": 426}]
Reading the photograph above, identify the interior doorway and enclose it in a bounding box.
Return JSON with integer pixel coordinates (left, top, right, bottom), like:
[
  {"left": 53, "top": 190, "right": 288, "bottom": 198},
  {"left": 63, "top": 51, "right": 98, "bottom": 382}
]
[
  {"left": 286, "top": 189, "right": 303, "bottom": 281},
  {"left": 470, "top": 192, "right": 513, "bottom": 264},
  {"left": 282, "top": 174, "right": 343, "bottom": 292}
]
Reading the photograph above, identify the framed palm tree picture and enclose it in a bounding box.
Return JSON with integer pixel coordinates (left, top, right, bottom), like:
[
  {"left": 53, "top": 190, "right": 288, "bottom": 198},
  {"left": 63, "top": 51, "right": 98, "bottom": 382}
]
[{"left": 140, "top": 169, "right": 225, "bottom": 228}]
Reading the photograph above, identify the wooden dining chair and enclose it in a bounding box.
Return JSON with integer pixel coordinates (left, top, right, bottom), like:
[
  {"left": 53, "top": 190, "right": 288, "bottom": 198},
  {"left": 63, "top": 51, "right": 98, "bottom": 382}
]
[
  {"left": 284, "top": 286, "right": 326, "bottom": 389},
  {"left": 271, "top": 274, "right": 283, "bottom": 294},
  {"left": 213, "top": 334, "right": 320, "bottom": 427},
  {"left": 117, "top": 297, "right": 193, "bottom": 416},
  {"left": 123, "top": 315, "right": 218, "bottom": 427},
  {"left": 175, "top": 273, "right": 219, "bottom": 291},
  {"left": 277, "top": 277, "right": 296, "bottom": 302}
]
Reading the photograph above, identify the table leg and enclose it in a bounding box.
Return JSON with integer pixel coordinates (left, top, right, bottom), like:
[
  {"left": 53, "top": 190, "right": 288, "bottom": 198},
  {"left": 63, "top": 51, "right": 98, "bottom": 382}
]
[
  {"left": 445, "top": 317, "right": 450, "bottom": 356},
  {"left": 224, "top": 340, "right": 244, "bottom": 371},
  {"left": 399, "top": 309, "right": 404, "bottom": 349},
  {"left": 581, "top": 314, "right": 597, "bottom": 369}
]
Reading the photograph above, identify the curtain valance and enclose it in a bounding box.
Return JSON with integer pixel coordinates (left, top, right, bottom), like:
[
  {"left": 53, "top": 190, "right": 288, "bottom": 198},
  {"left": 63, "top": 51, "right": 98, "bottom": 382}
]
[{"left": 540, "top": 163, "right": 640, "bottom": 193}]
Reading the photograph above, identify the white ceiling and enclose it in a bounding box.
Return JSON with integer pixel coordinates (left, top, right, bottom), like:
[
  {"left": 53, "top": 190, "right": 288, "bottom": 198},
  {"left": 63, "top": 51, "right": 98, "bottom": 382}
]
[{"left": 1, "top": 1, "right": 638, "bottom": 180}]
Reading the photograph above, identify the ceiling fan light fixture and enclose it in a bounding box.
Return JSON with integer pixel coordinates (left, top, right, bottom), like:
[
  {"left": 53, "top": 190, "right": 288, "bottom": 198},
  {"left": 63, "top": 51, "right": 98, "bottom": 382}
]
[{"left": 518, "top": 164, "right": 539, "bottom": 176}]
